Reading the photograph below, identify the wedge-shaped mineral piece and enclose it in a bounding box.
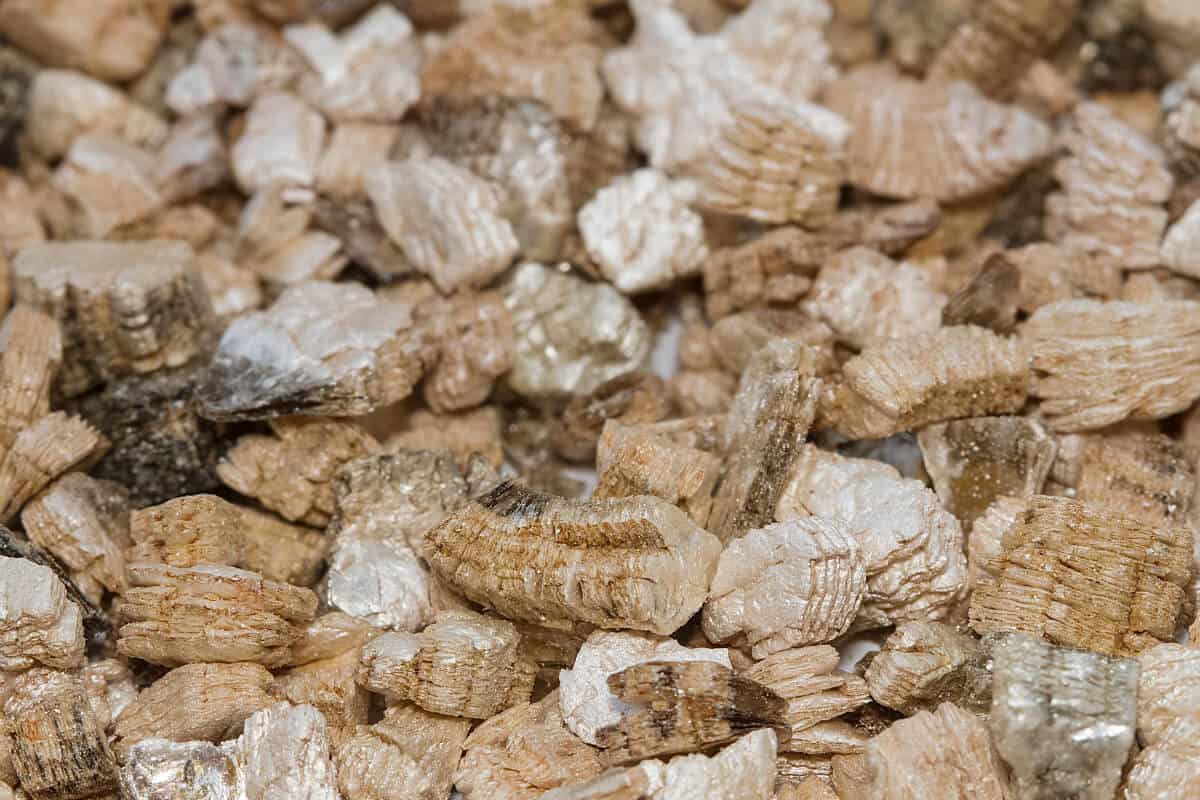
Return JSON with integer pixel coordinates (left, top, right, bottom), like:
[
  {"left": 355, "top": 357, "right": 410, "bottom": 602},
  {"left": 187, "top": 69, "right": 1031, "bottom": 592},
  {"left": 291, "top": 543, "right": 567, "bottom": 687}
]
[
  {"left": 744, "top": 646, "right": 870, "bottom": 740},
  {"left": 21, "top": 473, "right": 129, "bottom": 603},
  {"left": 421, "top": 4, "right": 605, "bottom": 132},
  {"left": 502, "top": 262, "right": 651, "bottom": 400},
  {"left": 928, "top": 0, "right": 1078, "bottom": 99},
  {"left": 0, "top": 307, "right": 59, "bottom": 454},
  {"left": 541, "top": 728, "right": 777, "bottom": 800},
  {"left": 703, "top": 518, "right": 865, "bottom": 659},
  {"left": 235, "top": 184, "right": 347, "bottom": 288},
  {"left": 559, "top": 630, "right": 732, "bottom": 746},
  {"left": 1008, "top": 242, "right": 1123, "bottom": 313},
  {"left": 337, "top": 703, "right": 471, "bottom": 800},
  {"left": 595, "top": 660, "right": 787, "bottom": 764},
  {"left": 701, "top": 227, "right": 829, "bottom": 320},
  {"left": 1073, "top": 431, "right": 1195, "bottom": 525},
  {"left": 989, "top": 634, "right": 1137, "bottom": 800},
  {"left": 201, "top": 282, "right": 420, "bottom": 419},
  {"left": 52, "top": 133, "right": 163, "bottom": 238},
  {"left": 231, "top": 91, "right": 325, "bottom": 193},
  {"left": 112, "top": 662, "right": 275, "bottom": 757},
  {"left": 819, "top": 326, "right": 1029, "bottom": 440},
  {"left": 119, "top": 739, "right": 242, "bottom": 800},
  {"left": 359, "top": 610, "right": 537, "bottom": 719},
  {"left": 13, "top": 240, "right": 214, "bottom": 399},
  {"left": 425, "top": 481, "right": 722, "bottom": 635},
  {"left": 824, "top": 64, "right": 1052, "bottom": 201},
  {"left": 236, "top": 506, "right": 327, "bottom": 587},
  {"left": 0, "top": 412, "right": 107, "bottom": 524},
  {"left": 116, "top": 561, "right": 318, "bottom": 667},
  {"left": 6, "top": 669, "right": 118, "bottom": 800},
  {"left": 1046, "top": 103, "right": 1172, "bottom": 269},
  {"left": 156, "top": 112, "right": 229, "bottom": 202},
  {"left": 0, "top": 555, "right": 84, "bottom": 670},
  {"left": 232, "top": 702, "right": 339, "bottom": 800},
  {"left": 864, "top": 622, "right": 992, "bottom": 715},
  {"left": 969, "top": 496, "right": 1192, "bottom": 656},
  {"left": 578, "top": 168, "right": 708, "bottom": 294},
  {"left": 777, "top": 445, "right": 967, "bottom": 628},
  {"left": 1125, "top": 643, "right": 1200, "bottom": 800},
  {"left": 802, "top": 247, "right": 946, "bottom": 351},
  {"left": 455, "top": 691, "right": 605, "bottom": 800},
  {"left": 1026, "top": 299, "right": 1200, "bottom": 431},
  {"left": 865, "top": 702, "right": 1009, "bottom": 799},
  {"left": 709, "top": 340, "right": 821, "bottom": 544},
  {"left": 129, "top": 494, "right": 246, "bottom": 568},
  {"left": 284, "top": 5, "right": 420, "bottom": 123},
  {"left": 26, "top": 68, "right": 167, "bottom": 161},
  {"left": 942, "top": 252, "right": 1022, "bottom": 333},
  {"left": 917, "top": 416, "right": 1056, "bottom": 530},
  {"left": 276, "top": 647, "right": 370, "bottom": 744},
  {"left": 367, "top": 157, "right": 519, "bottom": 294}
]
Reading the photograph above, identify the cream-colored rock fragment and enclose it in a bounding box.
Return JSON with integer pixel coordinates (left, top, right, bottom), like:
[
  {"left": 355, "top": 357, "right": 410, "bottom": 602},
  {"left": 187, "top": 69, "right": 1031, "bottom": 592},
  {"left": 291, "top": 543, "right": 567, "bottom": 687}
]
[
  {"left": 322, "top": 534, "right": 443, "bottom": 633},
  {"left": 864, "top": 622, "right": 992, "bottom": 715},
  {"left": 416, "top": 290, "right": 515, "bottom": 413},
  {"left": 1125, "top": 643, "right": 1200, "bottom": 800},
  {"left": 289, "top": 611, "right": 377, "bottom": 666},
  {"left": 701, "top": 227, "right": 829, "bottom": 320},
  {"left": 337, "top": 704, "right": 471, "bottom": 800},
  {"left": 1024, "top": 299, "right": 1200, "bottom": 431},
  {"left": 703, "top": 518, "right": 865, "bottom": 659},
  {"left": 232, "top": 703, "right": 340, "bottom": 800},
  {"left": 1008, "top": 242, "right": 1124, "bottom": 314},
  {"left": 709, "top": 309, "right": 835, "bottom": 377},
  {"left": 235, "top": 185, "right": 347, "bottom": 287},
  {"left": 166, "top": 23, "right": 302, "bottom": 115},
  {"left": 0, "top": 0, "right": 169, "bottom": 82},
  {"left": 744, "top": 646, "right": 871, "bottom": 743},
  {"left": 819, "top": 325, "right": 1030, "bottom": 440},
  {"left": 578, "top": 169, "right": 708, "bottom": 294},
  {"left": 119, "top": 739, "right": 241, "bottom": 800},
  {"left": 1161, "top": 200, "right": 1200, "bottom": 279},
  {"left": 116, "top": 561, "right": 318, "bottom": 667},
  {"left": 0, "top": 555, "right": 84, "bottom": 671},
  {"left": 1163, "top": 62, "right": 1200, "bottom": 175},
  {"left": 275, "top": 647, "right": 370, "bottom": 743},
  {"left": 824, "top": 64, "right": 1053, "bottom": 202},
  {"left": 0, "top": 172, "right": 46, "bottom": 258},
  {"left": 720, "top": 0, "right": 838, "bottom": 103},
  {"left": 1045, "top": 102, "right": 1172, "bottom": 269},
  {"left": 316, "top": 122, "right": 398, "bottom": 200},
  {"left": 284, "top": 5, "right": 421, "bottom": 123},
  {"left": 156, "top": 113, "right": 230, "bottom": 203},
  {"left": 559, "top": 630, "right": 732, "bottom": 746},
  {"left": 0, "top": 307, "right": 60, "bottom": 456},
  {"left": 969, "top": 495, "right": 1192, "bottom": 656},
  {"left": 426, "top": 481, "right": 721, "bottom": 635},
  {"left": 0, "top": 412, "right": 107, "bottom": 523},
  {"left": 112, "top": 663, "right": 276, "bottom": 756},
  {"left": 803, "top": 247, "right": 946, "bottom": 350},
  {"left": 26, "top": 69, "right": 168, "bottom": 161},
  {"left": 1073, "top": 431, "right": 1194, "bottom": 526},
  {"left": 52, "top": 133, "right": 163, "bottom": 238},
  {"left": 238, "top": 507, "right": 328, "bottom": 587},
  {"left": 359, "top": 610, "right": 537, "bottom": 719},
  {"left": 865, "top": 703, "right": 1009, "bottom": 799},
  {"left": 502, "top": 262, "right": 651, "bottom": 401},
  {"left": 367, "top": 157, "right": 519, "bottom": 293},
  {"left": 553, "top": 372, "right": 671, "bottom": 464},
  {"left": 21, "top": 473, "right": 129, "bottom": 603},
  {"left": 777, "top": 445, "right": 966, "bottom": 628},
  {"left": 129, "top": 494, "right": 246, "bottom": 568},
  {"left": 197, "top": 283, "right": 421, "bottom": 420},
  {"left": 232, "top": 92, "right": 326, "bottom": 193},
  {"left": 81, "top": 656, "right": 138, "bottom": 728}
]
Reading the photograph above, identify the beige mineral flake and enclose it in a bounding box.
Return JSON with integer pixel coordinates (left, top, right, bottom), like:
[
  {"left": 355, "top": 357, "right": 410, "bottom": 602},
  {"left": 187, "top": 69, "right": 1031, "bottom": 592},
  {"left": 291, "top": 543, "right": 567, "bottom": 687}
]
[
  {"left": 0, "top": 555, "right": 84, "bottom": 671},
  {"left": 864, "top": 622, "right": 992, "bottom": 715}
]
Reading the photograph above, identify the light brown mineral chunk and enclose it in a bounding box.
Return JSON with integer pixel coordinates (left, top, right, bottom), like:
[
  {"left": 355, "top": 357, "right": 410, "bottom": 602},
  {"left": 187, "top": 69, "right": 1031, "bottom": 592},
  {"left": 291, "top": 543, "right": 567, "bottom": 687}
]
[
  {"left": 0, "top": 307, "right": 61, "bottom": 457},
  {"left": 967, "top": 495, "right": 1027, "bottom": 590},
  {"left": 26, "top": 68, "right": 167, "bottom": 162},
  {"left": 231, "top": 91, "right": 326, "bottom": 193},
  {"left": 824, "top": 64, "right": 1053, "bottom": 202},
  {"left": 337, "top": 704, "right": 471, "bottom": 800},
  {"left": 1125, "top": 643, "right": 1200, "bottom": 800},
  {"left": 969, "top": 495, "right": 1192, "bottom": 656},
  {"left": 1008, "top": 243, "right": 1123, "bottom": 314},
  {"left": 865, "top": 703, "right": 1010, "bottom": 799},
  {"left": 238, "top": 506, "right": 327, "bottom": 587},
  {"left": 359, "top": 610, "right": 537, "bottom": 719},
  {"left": 289, "top": 611, "right": 378, "bottom": 667},
  {"left": 112, "top": 662, "right": 275, "bottom": 756},
  {"left": 13, "top": 240, "right": 214, "bottom": 399},
  {"left": 1024, "top": 299, "right": 1200, "bottom": 431},
  {"left": 231, "top": 702, "right": 340, "bottom": 800},
  {"left": 425, "top": 482, "right": 721, "bottom": 635},
  {"left": 116, "top": 561, "right": 318, "bottom": 667},
  {"left": 709, "top": 310, "right": 835, "bottom": 377},
  {"left": 744, "top": 646, "right": 871, "bottom": 742},
  {"left": 555, "top": 373, "right": 671, "bottom": 464},
  {"left": 819, "top": 326, "right": 1029, "bottom": 440},
  {"left": 0, "top": 172, "right": 46, "bottom": 259},
  {"left": 595, "top": 660, "right": 787, "bottom": 764},
  {"left": 0, "top": 555, "right": 84, "bottom": 671},
  {"left": 385, "top": 407, "right": 506, "bottom": 471},
  {"left": 165, "top": 22, "right": 302, "bottom": 114},
  {"left": 700, "top": 227, "right": 828, "bottom": 320},
  {"left": 6, "top": 669, "right": 118, "bottom": 800},
  {"left": 217, "top": 417, "right": 378, "bottom": 526},
  {"left": 235, "top": 185, "right": 347, "bottom": 288},
  {"left": 864, "top": 622, "right": 992, "bottom": 715},
  {"left": 917, "top": 416, "right": 1056, "bottom": 529},
  {"left": 1073, "top": 431, "right": 1195, "bottom": 526},
  {"left": 53, "top": 134, "right": 164, "bottom": 239},
  {"left": 316, "top": 122, "right": 398, "bottom": 200},
  {"left": 129, "top": 494, "right": 246, "bottom": 568},
  {"left": 415, "top": 290, "right": 516, "bottom": 414},
  {"left": 703, "top": 517, "right": 865, "bottom": 658},
  {"left": 275, "top": 647, "right": 370, "bottom": 743},
  {"left": 941, "top": 251, "right": 1021, "bottom": 333},
  {"left": 0, "top": 412, "right": 107, "bottom": 523}
]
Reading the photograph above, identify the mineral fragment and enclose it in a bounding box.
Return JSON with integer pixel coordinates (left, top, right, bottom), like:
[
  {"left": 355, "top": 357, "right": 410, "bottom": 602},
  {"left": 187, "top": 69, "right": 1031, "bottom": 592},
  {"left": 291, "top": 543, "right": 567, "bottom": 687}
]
[
  {"left": 0, "top": 413, "right": 107, "bottom": 524},
  {"left": 119, "top": 739, "right": 241, "bottom": 800},
  {"left": 743, "top": 646, "right": 871, "bottom": 740},
  {"left": 701, "top": 227, "right": 828, "bottom": 320},
  {"left": 275, "top": 646, "right": 370, "bottom": 742},
  {"left": 415, "top": 290, "right": 515, "bottom": 413},
  {"left": 0, "top": 555, "right": 84, "bottom": 670},
  {"left": 129, "top": 494, "right": 246, "bottom": 568},
  {"left": 232, "top": 703, "right": 340, "bottom": 800},
  {"left": 337, "top": 703, "right": 471, "bottom": 800},
  {"left": 1125, "top": 643, "right": 1200, "bottom": 800},
  {"left": 555, "top": 373, "right": 671, "bottom": 463},
  {"left": 231, "top": 91, "right": 326, "bottom": 193},
  {"left": 864, "top": 622, "right": 992, "bottom": 715}
]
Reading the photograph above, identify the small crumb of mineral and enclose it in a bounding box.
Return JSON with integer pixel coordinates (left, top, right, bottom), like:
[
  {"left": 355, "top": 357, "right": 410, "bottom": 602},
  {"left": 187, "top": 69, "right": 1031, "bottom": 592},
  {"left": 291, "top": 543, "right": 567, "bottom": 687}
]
[
  {"left": 743, "top": 646, "right": 871, "bottom": 740},
  {"left": 237, "top": 506, "right": 328, "bottom": 587},
  {"left": 555, "top": 372, "right": 671, "bottom": 463},
  {"left": 336, "top": 703, "right": 471, "bottom": 800},
  {"left": 701, "top": 227, "right": 829, "bottom": 320},
  {"left": 864, "top": 622, "right": 992, "bottom": 715}
]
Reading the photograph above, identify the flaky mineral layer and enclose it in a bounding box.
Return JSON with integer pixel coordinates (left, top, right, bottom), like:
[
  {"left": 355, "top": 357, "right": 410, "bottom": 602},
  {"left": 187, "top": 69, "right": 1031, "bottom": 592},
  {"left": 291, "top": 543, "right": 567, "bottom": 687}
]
[
  {"left": 0, "top": 555, "right": 84, "bottom": 671},
  {"left": 864, "top": 622, "right": 992, "bottom": 715},
  {"left": 1125, "top": 643, "right": 1200, "bottom": 800},
  {"left": 743, "top": 646, "right": 871, "bottom": 741},
  {"left": 129, "top": 493, "right": 245, "bottom": 568},
  {"left": 119, "top": 739, "right": 241, "bottom": 800},
  {"left": 337, "top": 703, "right": 470, "bottom": 800}
]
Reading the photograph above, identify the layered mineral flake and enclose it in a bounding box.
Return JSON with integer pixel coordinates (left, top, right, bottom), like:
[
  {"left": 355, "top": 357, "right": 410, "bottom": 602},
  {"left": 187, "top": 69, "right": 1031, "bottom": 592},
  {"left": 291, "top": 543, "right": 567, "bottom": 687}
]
[
  {"left": 119, "top": 739, "right": 242, "bottom": 800},
  {"left": 864, "top": 621, "right": 993, "bottom": 715},
  {"left": 231, "top": 702, "right": 340, "bottom": 800},
  {"left": 1125, "top": 643, "right": 1200, "bottom": 800},
  {"left": 336, "top": 703, "right": 471, "bottom": 800},
  {"left": 128, "top": 493, "right": 246, "bottom": 568},
  {"left": 743, "top": 646, "right": 871, "bottom": 743},
  {"left": 0, "top": 554, "right": 84, "bottom": 670}
]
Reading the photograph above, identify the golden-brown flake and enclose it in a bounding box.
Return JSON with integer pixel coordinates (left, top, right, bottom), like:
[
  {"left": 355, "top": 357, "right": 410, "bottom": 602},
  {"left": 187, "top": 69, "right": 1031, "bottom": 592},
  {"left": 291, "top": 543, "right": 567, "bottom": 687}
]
[
  {"left": 864, "top": 703, "right": 1009, "bottom": 799},
  {"left": 416, "top": 290, "right": 515, "bottom": 413},
  {"left": 238, "top": 506, "right": 328, "bottom": 587},
  {"left": 864, "top": 622, "right": 992, "bottom": 715},
  {"left": 421, "top": 5, "right": 605, "bottom": 132},
  {"left": 111, "top": 662, "right": 275, "bottom": 756},
  {"left": 1045, "top": 103, "right": 1173, "bottom": 269},
  {"left": 1024, "top": 299, "right": 1200, "bottom": 431},
  {"left": 0, "top": 412, "right": 107, "bottom": 524},
  {"left": 0, "top": 306, "right": 60, "bottom": 456},
  {"left": 5, "top": 668, "right": 118, "bottom": 800},
  {"left": 358, "top": 610, "right": 537, "bottom": 719},
  {"left": 0, "top": 555, "right": 85, "bottom": 671},
  {"left": 703, "top": 517, "right": 865, "bottom": 658},
  {"left": 966, "top": 495, "right": 1027, "bottom": 591},
  {"left": 129, "top": 494, "right": 246, "bottom": 568},
  {"left": 1073, "top": 431, "right": 1195, "bottom": 526},
  {"left": 289, "top": 611, "right": 378, "bottom": 667},
  {"left": 700, "top": 227, "right": 829, "bottom": 320},
  {"left": 13, "top": 240, "right": 214, "bottom": 399},
  {"left": 217, "top": 417, "right": 378, "bottom": 526},
  {"left": 116, "top": 561, "right": 318, "bottom": 667},
  {"left": 940, "top": 251, "right": 1021, "bottom": 333},
  {"left": 824, "top": 64, "right": 1053, "bottom": 202},
  {"left": 315, "top": 122, "right": 398, "bottom": 201},
  {"left": 337, "top": 703, "right": 471, "bottom": 800},
  {"left": 555, "top": 373, "right": 671, "bottom": 464},
  {"left": 425, "top": 481, "right": 721, "bottom": 635},
  {"left": 928, "top": 0, "right": 1079, "bottom": 99},
  {"left": 276, "top": 647, "right": 370, "bottom": 743},
  {"left": 595, "top": 660, "right": 787, "bottom": 764},
  {"left": 1125, "top": 643, "right": 1200, "bottom": 800},
  {"left": 818, "top": 326, "right": 1029, "bottom": 440},
  {"left": 21, "top": 473, "right": 130, "bottom": 603},
  {"left": 743, "top": 646, "right": 870, "bottom": 744},
  {"left": 969, "top": 495, "right": 1192, "bottom": 656}
]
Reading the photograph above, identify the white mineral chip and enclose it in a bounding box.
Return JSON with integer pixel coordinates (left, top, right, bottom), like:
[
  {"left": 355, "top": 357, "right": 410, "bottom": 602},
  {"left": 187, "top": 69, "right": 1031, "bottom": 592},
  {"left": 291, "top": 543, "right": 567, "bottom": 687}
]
[
  {"left": 0, "top": 555, "right": 84, "bottom": 671},
  {"left": 321, "top": 533, "right": 439, "bottom": 632},
  {"left": 166, "top": 23, "right": 302, "bottom": 115},
  {"left": 156, "top": 113, "right": 230, "bottom": 203},
  {"left": 120, "top": 739, "right": 243, "bottom": 800},
  {"left": 231, "top": 92, "right": 326, "bottom": 193},
  {"left": 52, "top": 133, "right": 163, "bottom": 238},
  {"left": 231, "top": 703, "right": 340, "bottom": 800},
  {"left": 26, "top": 69, "right": 168, "bottom": 161}
]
